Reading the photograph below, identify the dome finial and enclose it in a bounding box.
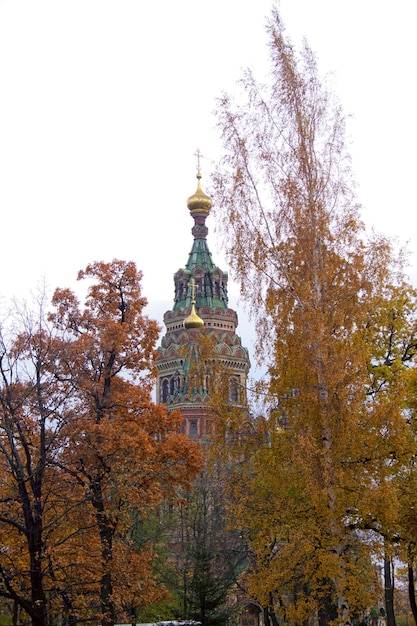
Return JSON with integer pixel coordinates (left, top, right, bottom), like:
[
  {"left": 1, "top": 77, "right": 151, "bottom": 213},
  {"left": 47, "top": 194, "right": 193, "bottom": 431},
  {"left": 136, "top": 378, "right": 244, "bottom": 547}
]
[
  {"left": 187, "top": 149, "right": 212, "bottom": 219},
  {"left": 184, "top": 277, "right": 204, "bottom": 329}
]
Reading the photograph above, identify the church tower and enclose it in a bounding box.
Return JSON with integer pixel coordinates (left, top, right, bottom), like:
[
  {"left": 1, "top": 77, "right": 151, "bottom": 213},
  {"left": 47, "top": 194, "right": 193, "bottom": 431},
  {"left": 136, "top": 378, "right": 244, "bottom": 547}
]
[{"left": 156, "top": 167, "right": 251, "bottom": 440}]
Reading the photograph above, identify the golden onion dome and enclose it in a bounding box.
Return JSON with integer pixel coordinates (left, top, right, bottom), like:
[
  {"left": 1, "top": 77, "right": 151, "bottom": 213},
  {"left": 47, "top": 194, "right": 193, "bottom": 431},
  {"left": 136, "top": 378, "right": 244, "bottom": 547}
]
[
  {"left": 184, "top": 302, "right": 204, "bottom": 329},
  {"left": 187, "top": 172, "right": 212, "bottom": 218}
]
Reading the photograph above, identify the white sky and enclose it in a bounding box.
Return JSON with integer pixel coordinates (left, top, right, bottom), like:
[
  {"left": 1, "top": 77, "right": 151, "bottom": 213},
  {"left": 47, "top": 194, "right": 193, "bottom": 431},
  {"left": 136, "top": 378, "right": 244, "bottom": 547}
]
[{"left": 0, "top": 0, "right": 416, "bottom": 356}]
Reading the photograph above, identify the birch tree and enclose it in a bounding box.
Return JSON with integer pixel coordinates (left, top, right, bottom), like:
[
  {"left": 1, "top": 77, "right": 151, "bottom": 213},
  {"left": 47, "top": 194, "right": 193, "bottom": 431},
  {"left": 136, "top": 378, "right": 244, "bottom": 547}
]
[{"left": 212, "top": 8, "right": 414, "bottom": 625}]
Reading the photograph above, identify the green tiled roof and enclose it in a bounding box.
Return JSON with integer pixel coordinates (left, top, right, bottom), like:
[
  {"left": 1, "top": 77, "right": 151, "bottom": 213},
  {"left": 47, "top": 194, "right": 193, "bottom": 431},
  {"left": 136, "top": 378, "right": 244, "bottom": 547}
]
[
  {"left": 186, "top": 237, "right": 216, "bottom": 274},
  {"left": 172, "top": 236, "right": 229, "bottom": 311}
]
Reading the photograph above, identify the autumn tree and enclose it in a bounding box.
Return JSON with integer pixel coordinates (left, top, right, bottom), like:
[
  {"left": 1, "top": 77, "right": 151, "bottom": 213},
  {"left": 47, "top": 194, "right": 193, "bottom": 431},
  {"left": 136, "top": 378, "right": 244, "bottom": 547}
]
[
  {"left": 0, "top": 260, "right": 202, "bottom": 626},
  {"left": 360, "top": 285, "right": 417, "bottom": 626},
  {"left": 50, "top": 260, "right": 202, "bottom": 626},
  {"left": 0, "top": 290, "right": 86, "bottom": 626},
  {"left": 385, "top": 294, "right": 417, "bottom": 626},
  {"left": 211, "top": 8, "right": 414, "bottom": 626}
]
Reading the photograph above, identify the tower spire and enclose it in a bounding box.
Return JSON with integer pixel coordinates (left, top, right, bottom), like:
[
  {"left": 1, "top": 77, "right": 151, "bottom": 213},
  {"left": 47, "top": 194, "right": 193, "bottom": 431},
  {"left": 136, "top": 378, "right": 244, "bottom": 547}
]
[{"left": 172, "top": 161, "right": 227, "bottom": 312}]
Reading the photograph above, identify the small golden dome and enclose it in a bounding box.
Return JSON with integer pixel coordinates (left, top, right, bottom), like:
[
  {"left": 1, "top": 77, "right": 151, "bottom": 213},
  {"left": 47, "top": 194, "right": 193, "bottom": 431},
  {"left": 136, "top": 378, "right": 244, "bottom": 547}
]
[
  {"left": 184, "top": 302, "right": 204, "bottom": 329},
  {"left": 187, "top": 172, "right": 212, "bottom": 218}
]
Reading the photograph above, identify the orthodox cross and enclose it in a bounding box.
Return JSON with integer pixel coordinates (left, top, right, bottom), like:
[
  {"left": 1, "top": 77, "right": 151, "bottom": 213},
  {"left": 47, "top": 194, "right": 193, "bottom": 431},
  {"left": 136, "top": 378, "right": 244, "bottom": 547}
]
[
  {"left": 194, "top": 148, "right": 203, "bottom": 173},
  {"left": 189, "top": 277, "right": 197, "bottom": 301}
]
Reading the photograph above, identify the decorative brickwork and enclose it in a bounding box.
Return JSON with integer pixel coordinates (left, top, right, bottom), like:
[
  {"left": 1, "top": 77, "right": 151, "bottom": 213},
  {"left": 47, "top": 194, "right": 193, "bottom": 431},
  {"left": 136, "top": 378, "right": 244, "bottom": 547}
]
[{"left": 156, "top": 172, "right": 251, "bottom": 439}]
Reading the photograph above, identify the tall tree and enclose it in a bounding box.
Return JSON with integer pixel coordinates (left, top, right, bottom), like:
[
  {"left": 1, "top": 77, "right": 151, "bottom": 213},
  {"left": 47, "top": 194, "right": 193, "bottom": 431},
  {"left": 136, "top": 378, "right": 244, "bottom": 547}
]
[
  {"left": 0, "top": 291, "right": 87, "bottom": 626},
  {"left": 212, "top": 8, "right": 413, "bottom": 625},
  {"left": 0, "top": 261, "right": 202, "bottom": 626},
  {"left": 50, "top": 260, "right": 202, "bottom": 626}
]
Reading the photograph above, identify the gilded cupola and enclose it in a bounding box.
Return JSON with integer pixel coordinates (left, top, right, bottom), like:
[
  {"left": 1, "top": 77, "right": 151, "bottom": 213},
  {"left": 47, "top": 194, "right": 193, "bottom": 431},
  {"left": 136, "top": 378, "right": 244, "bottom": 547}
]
[{"left": 187, "top": 171, "right": 213, "bottom": 219}]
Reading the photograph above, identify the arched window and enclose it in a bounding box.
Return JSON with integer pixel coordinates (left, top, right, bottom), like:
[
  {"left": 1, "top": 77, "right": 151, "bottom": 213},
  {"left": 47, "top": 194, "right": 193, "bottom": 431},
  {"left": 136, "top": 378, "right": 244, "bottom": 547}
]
[
  {"left": 189, "top": 421, "right": 198, "bottom": 437},
  {"left": 162, "top": 379, "right": 169, "bottom": 403},
  {"left": 230, "top": 377, "right": 239, "bottom": 403}
]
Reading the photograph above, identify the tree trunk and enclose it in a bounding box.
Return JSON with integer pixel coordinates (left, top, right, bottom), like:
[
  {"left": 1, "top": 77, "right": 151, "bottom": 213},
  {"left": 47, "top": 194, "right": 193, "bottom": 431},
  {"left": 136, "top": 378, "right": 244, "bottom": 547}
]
[
  {"left": 13, "top": 600, "right": 19, "bottom": 626},
  {"left": 29, "top": 511, "right": 48, "bottom": 626},
  {"left": 61, "top": 589, "right": 78, "bottom": 626},
  {"left": 31, "top": 605, "right": 48, "bottom": 626},
  {"left": 318, "top": 590, "right": 337, "bottom": 626},
  {"left": 266, "top": 605, "right": 280, "bottom": 626},
  {"left": 408, "top": 563, "right": 417, "bottom": 626},
  {"left": 129, "top": 604, "right": 136, "bottom": 626},
  {"left": 384, "top": 554, "right": 396, "bottom": 626},
  {"left": 91, "top": 474, "right": 116, "bottom": 626}
]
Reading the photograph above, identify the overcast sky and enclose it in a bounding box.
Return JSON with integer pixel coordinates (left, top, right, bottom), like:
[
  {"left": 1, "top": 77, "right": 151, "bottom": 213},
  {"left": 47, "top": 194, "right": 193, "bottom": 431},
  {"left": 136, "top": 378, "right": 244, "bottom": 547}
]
[{"left": 0, "top": 0, "right": 415, "bottom": 362}]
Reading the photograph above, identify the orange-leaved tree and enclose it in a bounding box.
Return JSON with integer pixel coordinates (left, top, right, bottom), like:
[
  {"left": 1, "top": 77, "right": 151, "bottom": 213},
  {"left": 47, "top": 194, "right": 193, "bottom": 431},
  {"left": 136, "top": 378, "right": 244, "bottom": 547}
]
[
  {"left": 50, "top": 260, "right": 203, "bottom": 626},
  {"left": 0, "top": 260, "right": 202, "bottom": 626},
  {"left": 0, "top": 290, "right": 88, "bottom": 626},
  {"left": 212, "top": 8, "right": 415, "bottom": 626}
]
